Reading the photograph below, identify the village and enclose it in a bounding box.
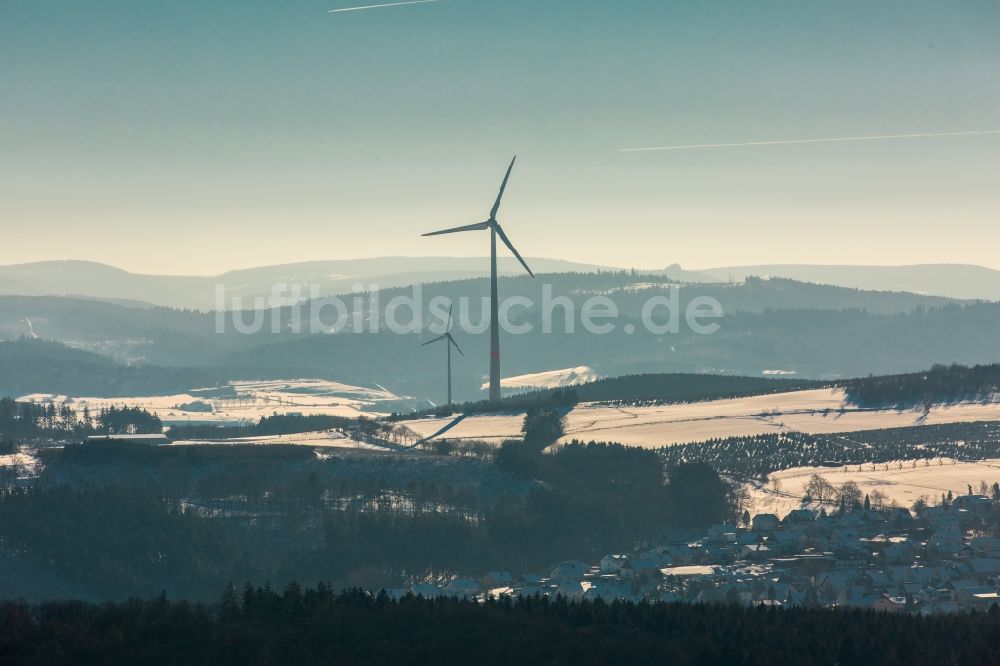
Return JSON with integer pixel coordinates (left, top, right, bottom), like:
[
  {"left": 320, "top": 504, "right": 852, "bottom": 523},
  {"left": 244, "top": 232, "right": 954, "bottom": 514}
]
[{"left": 389, "top": 490, "right": 1000, "bottom": 614}]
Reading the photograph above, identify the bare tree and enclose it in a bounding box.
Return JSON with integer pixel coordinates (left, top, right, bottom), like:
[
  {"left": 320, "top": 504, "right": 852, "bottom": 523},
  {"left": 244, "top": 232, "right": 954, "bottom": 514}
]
[
  {"left": 837, "top": 481, "right": 863, "bottom": 510},
  {"left": 869, "top": 489, "right": 889, "bottom": 511},
  {"left": 804, "top": 474, "right": 836, "bottom": 504}
]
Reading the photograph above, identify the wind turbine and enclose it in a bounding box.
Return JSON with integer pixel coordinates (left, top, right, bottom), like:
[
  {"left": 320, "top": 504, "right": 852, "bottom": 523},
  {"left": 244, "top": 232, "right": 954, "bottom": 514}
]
[
  {"left": 422, "top": 157, "right": 534, "bottom": 403},
  {"left": 422, "top": 305, "right": 464, "bottom": 407}
]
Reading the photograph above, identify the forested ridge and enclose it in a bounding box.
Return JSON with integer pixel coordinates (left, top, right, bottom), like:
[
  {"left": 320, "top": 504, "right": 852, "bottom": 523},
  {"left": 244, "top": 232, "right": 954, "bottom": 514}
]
[
  {"left": 2, "top": 589, "right": 1000, "bottom": 666},
  {"left": 844, "top": 363, "right": 1000, "bottom": 408},
  {"left": 0, "top": 428, "right": 736, "bottom": 601}
]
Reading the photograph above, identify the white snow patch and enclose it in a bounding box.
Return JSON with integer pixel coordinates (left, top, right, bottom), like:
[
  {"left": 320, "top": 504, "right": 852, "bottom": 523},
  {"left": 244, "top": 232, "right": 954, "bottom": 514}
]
[
  {"left": 482, "top": 366, "right": 600, "bottom": 392},
  {"left": 749, "top": 459, "right": 1000, "bottom": 517}
]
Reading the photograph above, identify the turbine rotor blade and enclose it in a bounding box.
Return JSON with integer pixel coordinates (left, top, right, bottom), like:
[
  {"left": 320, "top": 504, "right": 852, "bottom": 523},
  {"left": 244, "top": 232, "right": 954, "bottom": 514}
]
[
  {"left": 490, "top": 156, "right": 517, "bottom": 220},
  {"left": 422, "top": 334, "right": 447, "bottom": 346},
  {"left": 447, "top": 333, "right": 464, "bottom": 356},
  {"left": 494, "top": 223, "right": 534, "bottom": 278},
  {"left": 421, "top": 221, "right": 490, "bottom": 237},
  {"left": 447, "top": 304, "right": 454, "bottom": 332}
]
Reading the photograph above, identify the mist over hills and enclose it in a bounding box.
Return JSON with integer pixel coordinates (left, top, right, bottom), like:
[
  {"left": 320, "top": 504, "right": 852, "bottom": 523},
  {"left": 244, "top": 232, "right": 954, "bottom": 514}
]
[
  {"left": 678, "top": 263, "right": 1000, "bottom": 301},
  {"left": 3, "top": 259, "right": 1000, "bottom": 310},
  {"left": 1, "top": 271, "right": 997, "bottom": 402},
  {"left": 0, "top": 258, "right": 614, "bottom": 311}
]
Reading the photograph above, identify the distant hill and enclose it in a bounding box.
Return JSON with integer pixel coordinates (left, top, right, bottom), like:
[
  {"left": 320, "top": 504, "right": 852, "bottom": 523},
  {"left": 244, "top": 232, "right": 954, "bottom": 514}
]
[
  {"left": 0, "top": 273, "right": 959, "bottom": 368},
  {"left": 7, "top": 260, "right": 1000, "bottom": 308},
  {"left": 0, "top": 339, "right": 219, "bottom": 397},
  {"left": 679, "top": 263, "right": 1000, "bottom": 301},
  {"left": 0, "top": 258, "right": 616, "bottom": 310},
  {"left": 0, "top": 273, "right": 995, "bottom": 402}
]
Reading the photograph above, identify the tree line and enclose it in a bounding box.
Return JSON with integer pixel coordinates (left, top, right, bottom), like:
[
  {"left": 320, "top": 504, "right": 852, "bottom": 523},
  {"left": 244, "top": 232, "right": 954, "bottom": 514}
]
[
  {"left": 166, "top": 413, "right": 371, "bottom": 440},
  {"left": 0, "top": 397, "right": 162, "bottom": 439},
  {"left": 844, "top": 363, "right": 1000, "bottom": 408},
  {"left": 654, "top": 420, "right": 1000, "bottom": 480},
  {"left": 3, "top": 587, "right": 1000, "bottom": 665}
]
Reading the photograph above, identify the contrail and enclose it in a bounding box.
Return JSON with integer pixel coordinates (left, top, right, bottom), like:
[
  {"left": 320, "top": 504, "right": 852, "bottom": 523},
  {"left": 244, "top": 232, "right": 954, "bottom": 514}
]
[
  {"left": 619, "top": 129, "right": 1000, "bottom": 153},
  {"left": 329, "top": 0, "right": 439, "bottom": 13}
]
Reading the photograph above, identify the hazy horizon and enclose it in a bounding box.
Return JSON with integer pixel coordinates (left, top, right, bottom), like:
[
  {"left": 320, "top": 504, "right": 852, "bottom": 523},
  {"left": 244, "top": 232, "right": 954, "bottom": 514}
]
[
  {"left": 4, "top": 0, "right": 999, "bottom": 274},
  {"left": 7, "top": 255, "right": 1000, "bottom": 279}
]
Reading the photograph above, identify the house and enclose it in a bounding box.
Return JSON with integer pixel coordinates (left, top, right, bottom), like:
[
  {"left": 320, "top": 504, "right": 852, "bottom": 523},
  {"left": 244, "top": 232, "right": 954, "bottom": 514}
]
[
  {"left": 970, "top": 537, "right": 1000, "bottom": 556},
  {"left": 832, "top": 538, "right": 870, "bottom": 559},
  {"left": 736, "top": 532, "right": 766, "bottom": 547},
  {"left": 783, "top": 509, "right": 815, "bottom": 526},
  {"left": 952, "top": 495, "right": 992, "bottom": 513},
  {"left": 740, "top": 544, "right": 773, "bottom": 560},
  {"left": 837, "top": 588, "right": 883, "bottom": 608},
  {"left": 549, "top": 561, "right": 589, "bottom": 583},
  {"left": 882, "top": 540, "right": 919, "bottom": 564},
  {"left": 701, "top": 542, "right": 738, "bottom": 562},
  {"left": 482, "top": 571, "right": 513, "bottom": 588},
  {"left": 862, "top": 570, "right": 893, "bottom": 588},
  {"left": 443, "top": 578, "right": 480, "bottom": 597},
  {"left": 954, "top": 585, "right": 998, "bottom": 604},
  {"left": 752, "top": 514, "right": 781, "bottom": 532},
  {"left": 925, "top": 508, "right": 959, "bottom": 530},
  {"left": 600, "top": 554, "right": 629, "bottom": 574},
  {"left": 658, "top": 543, "right": 696, "bottom": 564},
  {"left": 584, "top": 581, "right": 634, "bottom": 603},
  {"left": 813, "top": 572, "right": 855, "bottom": 602},
  {"left": 967, "top": 590, "right": 1000, "bottom": 610},
  {"left": 554, "top": 580, "right": 590, "bottom": 600},
  {"left": 967, "top": 558, "right": 1000, "bottom": 576},
  {"left": 886, "top": 507, "right": 914, "bottom": 525},
  {"left": 621, "top": 558, "right": 661, "bottom": 582},
  {"left": 874, "top": 594, "right": 908, "bottom": 613},
  {"left": 640, "top": 547, "right": 674, "bottom": 568},
  {"left": 706, "top": 524, "right": 738, "bottom": 543},
  {"left": 770, "top": 529, "right": 807, "bottom": 554},
  {"left": 517, "top": 575, "right": 545, "bottom": 597}
]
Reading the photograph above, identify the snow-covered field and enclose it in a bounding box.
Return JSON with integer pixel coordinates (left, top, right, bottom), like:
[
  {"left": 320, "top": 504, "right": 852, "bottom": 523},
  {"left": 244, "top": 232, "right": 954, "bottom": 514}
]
[
  {"left": 407, "top": 388, "right": 1000, "bottom": 448},
  {"left": 18, "top": 378, "right": 403, "bottom": 426},
  {"left": 749, "top": 459, "right": 1000, "bottom": 518},
  {"left": 482, "top": 366, "right": 601, "bottom": 392},
  {"left": 407, "top": 413, "right": 527, "bottom": 442}
]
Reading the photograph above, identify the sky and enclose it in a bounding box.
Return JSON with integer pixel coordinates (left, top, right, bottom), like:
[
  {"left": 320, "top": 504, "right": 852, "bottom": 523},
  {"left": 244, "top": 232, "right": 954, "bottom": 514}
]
[{"left": 2, "top": 0, "right": 999, "bottom": 275}]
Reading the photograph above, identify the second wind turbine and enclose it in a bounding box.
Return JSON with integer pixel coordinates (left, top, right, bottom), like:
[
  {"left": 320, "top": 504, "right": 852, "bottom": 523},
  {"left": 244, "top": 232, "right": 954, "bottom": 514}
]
[
  {"left": 422, "top": 157, "right": 534, "bottom": 403},
  {"left": 422, "top": 305, "right": 464, "bottom": 407}
]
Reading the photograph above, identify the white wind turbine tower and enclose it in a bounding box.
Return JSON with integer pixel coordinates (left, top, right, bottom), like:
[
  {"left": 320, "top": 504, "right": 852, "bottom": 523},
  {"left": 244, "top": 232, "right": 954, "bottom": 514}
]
[
  {"left": 421, "top": 305, "right": 463, "bottom": 407},
  {"left": 422, "top": 157, "right": 534, "bottom": 403}
]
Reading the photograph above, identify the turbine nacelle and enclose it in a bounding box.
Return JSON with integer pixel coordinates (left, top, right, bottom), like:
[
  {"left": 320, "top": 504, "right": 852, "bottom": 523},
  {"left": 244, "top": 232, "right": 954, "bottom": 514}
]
[{"left": 420, "top": 157, "right": 534, "bottom": 278}]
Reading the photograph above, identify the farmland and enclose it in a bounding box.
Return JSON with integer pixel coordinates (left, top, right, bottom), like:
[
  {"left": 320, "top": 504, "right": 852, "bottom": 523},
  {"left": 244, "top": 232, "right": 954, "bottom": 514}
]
[{"left": 406, "top": 388, "right": 1000, "bottom": 448}]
